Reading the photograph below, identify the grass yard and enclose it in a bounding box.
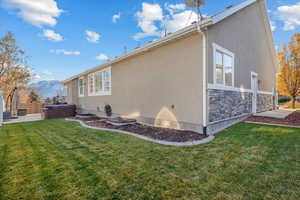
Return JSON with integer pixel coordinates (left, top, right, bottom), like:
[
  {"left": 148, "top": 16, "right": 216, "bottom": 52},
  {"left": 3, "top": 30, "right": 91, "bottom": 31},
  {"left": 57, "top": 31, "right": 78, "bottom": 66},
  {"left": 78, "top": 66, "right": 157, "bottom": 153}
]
[{"left": 0, "top": 120, "right": 299, "bottom": 200}]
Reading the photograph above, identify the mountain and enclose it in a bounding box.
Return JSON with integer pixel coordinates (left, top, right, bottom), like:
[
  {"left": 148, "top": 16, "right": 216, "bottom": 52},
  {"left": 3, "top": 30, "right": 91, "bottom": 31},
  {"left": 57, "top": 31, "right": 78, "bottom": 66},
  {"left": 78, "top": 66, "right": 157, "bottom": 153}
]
[{"left": 29, "top": 80, "right": 64, "bottom": 99}]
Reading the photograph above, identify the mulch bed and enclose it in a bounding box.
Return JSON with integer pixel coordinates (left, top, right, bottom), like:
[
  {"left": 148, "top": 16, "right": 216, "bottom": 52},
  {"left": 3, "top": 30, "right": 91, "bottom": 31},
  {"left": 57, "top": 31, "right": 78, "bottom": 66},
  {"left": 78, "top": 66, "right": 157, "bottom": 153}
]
[
  {"left": 245, "top": 111, "right": 300, "bottom": 127},
  {"left": 71, "top": 117, "right": 206, "bottom": 143}
]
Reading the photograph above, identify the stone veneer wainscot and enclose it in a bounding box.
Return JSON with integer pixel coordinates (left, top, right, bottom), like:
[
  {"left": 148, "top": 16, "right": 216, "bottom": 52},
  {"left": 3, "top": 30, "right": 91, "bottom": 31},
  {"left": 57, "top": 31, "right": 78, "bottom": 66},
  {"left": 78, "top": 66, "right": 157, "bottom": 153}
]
[
  {"left": 208, "top": 89, "right": 252, "bottom": 123},
  {"left": 257, "top": 93, "right": 274, "bottom": 112}
]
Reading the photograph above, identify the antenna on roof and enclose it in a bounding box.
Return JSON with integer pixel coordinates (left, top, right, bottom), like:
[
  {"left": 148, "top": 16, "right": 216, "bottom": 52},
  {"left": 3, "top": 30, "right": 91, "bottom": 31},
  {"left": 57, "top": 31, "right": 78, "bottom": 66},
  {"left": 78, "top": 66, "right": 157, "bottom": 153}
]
[
  {"left": 184, "top": 0, "right": 205, "bottom": 31},
  {"left": 184, "top": 0, "right": 205, "bottom": 8}
]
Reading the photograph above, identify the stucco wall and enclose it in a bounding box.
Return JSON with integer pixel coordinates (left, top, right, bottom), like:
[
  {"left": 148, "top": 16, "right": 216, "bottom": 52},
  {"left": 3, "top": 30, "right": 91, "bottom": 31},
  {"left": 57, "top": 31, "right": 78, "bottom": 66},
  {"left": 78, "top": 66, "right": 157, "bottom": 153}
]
[
  {"left": 65, "top": 80, "right": 78, "bottom": 105},
  {"left": 207, "top": 1, "right": 277, "bottom": 92},
  {"left": 72, "top": 34, "right": 204, "bottom": 130}
]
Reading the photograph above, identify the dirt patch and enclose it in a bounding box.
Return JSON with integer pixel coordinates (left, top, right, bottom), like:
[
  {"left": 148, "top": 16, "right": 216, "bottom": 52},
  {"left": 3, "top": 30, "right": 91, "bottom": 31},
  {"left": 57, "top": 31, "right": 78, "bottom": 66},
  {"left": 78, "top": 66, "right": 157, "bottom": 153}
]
[
  {"left": 245, "top": 111, "right": 300, "bottom": 127},
  {"left": 71, "top": 117, "right": 206, "bottom": 143}
]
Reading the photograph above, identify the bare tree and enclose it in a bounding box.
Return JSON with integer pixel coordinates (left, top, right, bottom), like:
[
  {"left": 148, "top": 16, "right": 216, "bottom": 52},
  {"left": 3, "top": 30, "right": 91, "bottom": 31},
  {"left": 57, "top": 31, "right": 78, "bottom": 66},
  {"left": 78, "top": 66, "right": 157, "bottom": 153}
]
[
  {"left": 0, "top": 32, "right": 25, "bottom": 81},
  {"left": 0, "top": 32, "right": 31, "bottom": 113}
]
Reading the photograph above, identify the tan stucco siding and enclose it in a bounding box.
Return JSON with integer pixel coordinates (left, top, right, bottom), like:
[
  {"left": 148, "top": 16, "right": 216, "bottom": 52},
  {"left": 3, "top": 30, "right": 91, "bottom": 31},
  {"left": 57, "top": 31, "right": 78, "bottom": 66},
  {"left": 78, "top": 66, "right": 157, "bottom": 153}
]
[
  {"left": 207, "top": 1, "right": 276, "bottom": 91},
  {"left": 74, "top": 34, "right": 203, "bottom": 127},
  {"left": 65, "top": 80, "right": 78, "bottom": 105}
]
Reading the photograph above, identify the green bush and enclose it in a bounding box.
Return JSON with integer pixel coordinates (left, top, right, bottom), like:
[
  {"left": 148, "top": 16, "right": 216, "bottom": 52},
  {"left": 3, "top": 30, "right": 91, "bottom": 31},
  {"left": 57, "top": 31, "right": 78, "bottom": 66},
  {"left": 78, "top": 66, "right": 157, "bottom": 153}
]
[{"left": 278, "top": 96, "right": 291, "bottom": 104}]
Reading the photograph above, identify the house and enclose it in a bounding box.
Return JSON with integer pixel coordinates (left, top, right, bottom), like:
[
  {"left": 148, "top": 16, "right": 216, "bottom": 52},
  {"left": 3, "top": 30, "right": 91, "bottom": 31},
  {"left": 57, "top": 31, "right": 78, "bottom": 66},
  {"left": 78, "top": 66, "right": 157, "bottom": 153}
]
[{"left": 63, "top": 0, "right": 278, "bottom": 134}]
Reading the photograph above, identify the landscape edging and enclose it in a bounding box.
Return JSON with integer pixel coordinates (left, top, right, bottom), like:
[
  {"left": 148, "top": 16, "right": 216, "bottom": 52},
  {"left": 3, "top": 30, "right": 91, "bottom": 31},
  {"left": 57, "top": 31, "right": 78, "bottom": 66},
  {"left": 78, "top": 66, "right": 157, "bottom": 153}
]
[
  {"left": 244, "top": 121, "right": 300, "bottom": 129},
  {"left": 65, "top": 118, "right": 215, "bottom": 147}
]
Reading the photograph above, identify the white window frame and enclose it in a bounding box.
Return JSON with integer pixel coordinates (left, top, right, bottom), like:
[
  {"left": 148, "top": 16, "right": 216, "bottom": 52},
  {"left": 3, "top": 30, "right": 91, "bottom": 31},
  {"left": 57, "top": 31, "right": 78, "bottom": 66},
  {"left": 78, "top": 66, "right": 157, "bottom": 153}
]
[
  {"left": 88, "top": 73, "right": 94, "bottom": 96},
  {"left": 78, "top": 77, "right": 85, "bottom": 97},
  {"left": 88, "top": 67, "right": 112, "bottom": 96},
  {"left": 213, "top": 43, "right": 235, "bottom": 87}
]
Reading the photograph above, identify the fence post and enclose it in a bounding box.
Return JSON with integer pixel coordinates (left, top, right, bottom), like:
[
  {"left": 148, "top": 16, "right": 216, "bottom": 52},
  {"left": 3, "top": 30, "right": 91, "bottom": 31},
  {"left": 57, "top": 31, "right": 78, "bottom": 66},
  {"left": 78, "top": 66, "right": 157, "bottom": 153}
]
[{"left": 0, "top": 91, "right": 3, "bottom": 126}]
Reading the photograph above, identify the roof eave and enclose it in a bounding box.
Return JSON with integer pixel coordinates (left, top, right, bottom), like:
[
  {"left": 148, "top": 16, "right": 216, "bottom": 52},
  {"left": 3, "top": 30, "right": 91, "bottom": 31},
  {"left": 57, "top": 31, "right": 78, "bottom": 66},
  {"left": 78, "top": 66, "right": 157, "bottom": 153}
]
[{"left": 62, "top": 0, "right": 259, "bottom": 84}]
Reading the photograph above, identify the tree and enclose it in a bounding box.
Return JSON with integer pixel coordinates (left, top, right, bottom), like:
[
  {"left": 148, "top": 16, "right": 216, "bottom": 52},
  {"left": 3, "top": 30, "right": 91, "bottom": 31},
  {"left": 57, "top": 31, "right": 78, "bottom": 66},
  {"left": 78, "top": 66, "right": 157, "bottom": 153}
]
[
  {"left": 44, "top": 97, "right": 52, "bottom": 105},
  {"left": 0, "top": 32, "right": 31, "bottom": 113},
  {"left": 0, "top": 32, "right": 25, "bottom": 81},
  {"left": 277, "top": 34, "right": 300, "bottom": 109},
  {"left": 28, "top": 89, "right": 40, "bottom": 103},
  {"left": 1, "top": 65, "right": 31, "bottom": 112}
]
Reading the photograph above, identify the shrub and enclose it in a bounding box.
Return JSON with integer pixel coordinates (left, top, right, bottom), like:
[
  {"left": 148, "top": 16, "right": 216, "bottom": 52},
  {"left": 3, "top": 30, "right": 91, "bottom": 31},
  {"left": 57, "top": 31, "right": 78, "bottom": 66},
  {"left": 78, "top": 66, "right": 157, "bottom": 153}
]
[
  {"left": 104, "top": 104, "right": 112, "bottom": 117},
  {"left": 278, "top": 96, "right": 291, "bottom": 104}
]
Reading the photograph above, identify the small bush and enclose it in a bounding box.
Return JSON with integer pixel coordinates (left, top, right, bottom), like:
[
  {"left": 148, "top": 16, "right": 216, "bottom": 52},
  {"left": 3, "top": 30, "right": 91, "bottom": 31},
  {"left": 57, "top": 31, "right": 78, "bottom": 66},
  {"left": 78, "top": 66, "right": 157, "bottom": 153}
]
[
  {"left": 278, "top": 96, "right": 291, "bottom": 104},
  {"left": 104, "top": 104, "right": 112, "bottom": 117}
]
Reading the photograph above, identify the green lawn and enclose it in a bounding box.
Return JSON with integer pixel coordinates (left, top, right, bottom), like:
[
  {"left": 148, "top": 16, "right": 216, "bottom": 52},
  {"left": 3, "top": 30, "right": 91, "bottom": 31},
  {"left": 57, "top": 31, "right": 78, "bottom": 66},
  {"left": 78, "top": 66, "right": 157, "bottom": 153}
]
[{"left": 0, "top": 120, "right": 299, "bottom": 200}]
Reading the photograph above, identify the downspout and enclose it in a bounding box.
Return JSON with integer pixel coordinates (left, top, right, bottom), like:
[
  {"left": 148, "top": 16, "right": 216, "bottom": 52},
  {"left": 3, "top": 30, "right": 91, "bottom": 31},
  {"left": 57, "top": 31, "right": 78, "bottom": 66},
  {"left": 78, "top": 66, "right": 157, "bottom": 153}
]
[{"left": 198, "top": 26, "right": 208, "bottom": 136}]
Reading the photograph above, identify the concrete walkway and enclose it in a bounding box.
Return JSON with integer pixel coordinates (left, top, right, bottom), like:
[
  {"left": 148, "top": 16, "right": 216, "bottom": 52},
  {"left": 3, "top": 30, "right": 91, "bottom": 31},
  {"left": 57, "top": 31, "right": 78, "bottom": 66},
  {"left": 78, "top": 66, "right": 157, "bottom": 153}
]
[
  {"left": 4, "top": 113, "right": 43, "bottom": 124},
  {"left": 253, "top": 109, "right": 294, "bottom": 119}
]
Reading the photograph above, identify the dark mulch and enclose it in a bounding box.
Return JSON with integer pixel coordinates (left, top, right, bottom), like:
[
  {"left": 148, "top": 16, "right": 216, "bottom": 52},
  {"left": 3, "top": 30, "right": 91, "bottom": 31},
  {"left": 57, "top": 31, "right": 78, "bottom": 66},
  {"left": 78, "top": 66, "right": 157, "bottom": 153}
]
[
  {"left": 71, "top": 117, "right": 206, "bottom": 142},
  {"left": 74, "top": 116, "right": 101, "bottom": 122},
  {"left": 246, "top": 111, "right": 300, "bottom": 127}
]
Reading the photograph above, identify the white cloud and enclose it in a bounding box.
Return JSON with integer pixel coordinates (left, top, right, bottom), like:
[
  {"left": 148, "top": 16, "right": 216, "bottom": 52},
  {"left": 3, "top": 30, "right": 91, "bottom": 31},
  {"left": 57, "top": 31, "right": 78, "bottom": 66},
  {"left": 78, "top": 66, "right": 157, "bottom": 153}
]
[
  {"left": 42, "top": 70, "right": 54, "bottom": 75},
  {"left": 50, "top": 49, "right": 80, "bottom": 55},
  {"left": 96, "top": 53, "right": 108, "bottom": 60},
  {"left": 134, "top": 3, "right": 203, "bottom": 40},
  {"left": 112, "top": 12, "right": 121, "bottom": 23},
  {"left": 277, "top": 3, "right": 300, "bottom": 31},
  {"left": 4, "top": 0, "right": 63, "bottom": 27},
  {"left": 134, "top": 3, "right": 164, "bottom": 40},
  {"left": 32, "top": 74, "right": 42, "bottom": 81},
  {"left": 30, "top": 69, "right": 58, "bottom": 82},
  {"left": 164, "top": 10, "right": 198, "bottom": 33},
  {"left": 43, "top": 29, "right": 63, "bottom": 41},
  {"left": 270, "top": 21, "right": 276, "bottom": 31},
  {"left": 165, "top": 3, "right": 185, "bottom": 15},
  {"left": 85, "top": 30, "right": 100, "bottom": 43}
]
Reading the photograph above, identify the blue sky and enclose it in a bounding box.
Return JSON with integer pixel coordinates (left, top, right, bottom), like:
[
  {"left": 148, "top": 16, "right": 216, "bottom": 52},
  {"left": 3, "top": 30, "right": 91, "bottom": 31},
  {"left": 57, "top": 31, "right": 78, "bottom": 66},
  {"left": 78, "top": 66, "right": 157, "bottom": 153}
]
[{"left": 0, "top": 0, "right": 300, "bottom": 81}]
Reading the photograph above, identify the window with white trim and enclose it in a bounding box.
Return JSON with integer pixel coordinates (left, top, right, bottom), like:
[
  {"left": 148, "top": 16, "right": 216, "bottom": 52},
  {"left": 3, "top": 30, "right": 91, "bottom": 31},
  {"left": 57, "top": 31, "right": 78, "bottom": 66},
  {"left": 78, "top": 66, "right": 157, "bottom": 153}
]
[
  {"left": 88, "top": 74, "right": 94, "bottom": 94},
  {"left": 213, "top": 43, "right": 234, "bottom": 87},
  {"left": 88, "top": 67, "right": 111, "bottom": 96},
  {"left": 78, "top": 77, "right": 85, "bottom": 97}
]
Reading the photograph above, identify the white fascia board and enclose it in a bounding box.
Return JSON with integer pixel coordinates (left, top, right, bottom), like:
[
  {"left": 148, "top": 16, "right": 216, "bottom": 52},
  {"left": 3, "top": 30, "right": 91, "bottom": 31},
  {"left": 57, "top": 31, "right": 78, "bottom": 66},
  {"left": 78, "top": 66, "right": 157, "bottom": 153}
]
[
  {"left": 212, "top": 0, "right": 257, "bottom": 24},
  {"left": 62, "top": 0, "right": 259, "bottom": 84}
]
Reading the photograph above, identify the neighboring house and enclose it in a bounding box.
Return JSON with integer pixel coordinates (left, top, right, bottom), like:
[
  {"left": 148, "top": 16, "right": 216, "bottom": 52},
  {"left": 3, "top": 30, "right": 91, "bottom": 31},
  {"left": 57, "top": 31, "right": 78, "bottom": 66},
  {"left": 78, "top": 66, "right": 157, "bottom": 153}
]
[{"left": 63, "top": 0, "right": 278, "bottom": 134}]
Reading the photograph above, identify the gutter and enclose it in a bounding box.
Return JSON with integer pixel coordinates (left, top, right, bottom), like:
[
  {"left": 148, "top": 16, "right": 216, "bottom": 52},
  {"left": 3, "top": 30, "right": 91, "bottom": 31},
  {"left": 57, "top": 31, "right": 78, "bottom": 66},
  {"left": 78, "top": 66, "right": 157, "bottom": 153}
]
[{"left": 62, "top": 0, "right": 259, "bottom": 85}]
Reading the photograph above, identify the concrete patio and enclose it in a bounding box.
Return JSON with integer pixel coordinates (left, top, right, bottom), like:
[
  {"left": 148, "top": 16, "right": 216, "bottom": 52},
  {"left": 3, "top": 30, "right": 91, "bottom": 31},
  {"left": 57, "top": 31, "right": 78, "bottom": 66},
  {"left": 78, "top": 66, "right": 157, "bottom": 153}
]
[
  {"left": 253, "top": 109, "right": 294, "bottom": 119},
  {"left": 4, "top": 113, "right": 43, "bottom": 124}
]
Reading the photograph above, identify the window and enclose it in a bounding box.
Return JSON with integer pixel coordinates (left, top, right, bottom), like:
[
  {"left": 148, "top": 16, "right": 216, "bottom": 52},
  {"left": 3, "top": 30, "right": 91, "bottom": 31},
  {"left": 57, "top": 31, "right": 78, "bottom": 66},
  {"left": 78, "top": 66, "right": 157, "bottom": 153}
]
[
  {"left": 78, "top": 78, "right": 85, "bottom": 97},
  {"left": 88, "top": 67, "right": 111, "bottom": 96},
  {"left": 88, "top": 74, "right": 94, "bottom": 94},
  {"left": 94, "top": 72, "right": 102, "bottom": 93},
  {"left": 103, "top": 70, "right": 111, "bottom": 92},
  {"left": 213, "top": 43, "right": 234, "bottom": 87}
]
